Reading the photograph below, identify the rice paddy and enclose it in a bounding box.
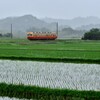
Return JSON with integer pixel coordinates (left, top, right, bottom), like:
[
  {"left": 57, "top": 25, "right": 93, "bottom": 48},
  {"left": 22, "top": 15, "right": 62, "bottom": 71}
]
[
  {"left": 0, "top": 60, "right": 100, "bottom": 91},
  {"left": 0, "top": 39, "right": 100, "bottom": 100}
]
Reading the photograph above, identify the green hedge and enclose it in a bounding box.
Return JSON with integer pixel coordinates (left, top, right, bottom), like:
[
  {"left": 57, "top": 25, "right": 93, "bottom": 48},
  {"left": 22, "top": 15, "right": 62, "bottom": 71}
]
[{"left": 0, "top": 83, "right": 100, "bottom": 100}]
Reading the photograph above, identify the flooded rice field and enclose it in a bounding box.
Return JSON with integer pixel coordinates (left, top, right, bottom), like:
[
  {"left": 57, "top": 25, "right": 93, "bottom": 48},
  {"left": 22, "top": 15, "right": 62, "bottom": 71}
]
[{"left": 0, "top": 60, "right": 100, "bottom": 91}]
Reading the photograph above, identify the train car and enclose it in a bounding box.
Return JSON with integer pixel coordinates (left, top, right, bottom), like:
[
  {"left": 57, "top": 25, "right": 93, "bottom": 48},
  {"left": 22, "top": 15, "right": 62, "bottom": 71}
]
[{"left": 27, "top": 32, "right": 57, "bottom": 40}]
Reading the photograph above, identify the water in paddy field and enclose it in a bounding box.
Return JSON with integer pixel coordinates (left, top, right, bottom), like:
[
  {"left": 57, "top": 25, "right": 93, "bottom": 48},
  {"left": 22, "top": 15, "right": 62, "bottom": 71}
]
[
  {"left": 0, "top": 60, "right": 100, "bottom": 91},
  {"left": 0, "top": 97, "right": 32, "bottom": 100}
]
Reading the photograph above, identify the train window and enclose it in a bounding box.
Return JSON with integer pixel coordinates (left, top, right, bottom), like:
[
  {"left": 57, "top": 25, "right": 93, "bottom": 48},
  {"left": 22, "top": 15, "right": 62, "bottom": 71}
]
[{"left": 28, "top": 34, "right": 32, "bottom": 36}]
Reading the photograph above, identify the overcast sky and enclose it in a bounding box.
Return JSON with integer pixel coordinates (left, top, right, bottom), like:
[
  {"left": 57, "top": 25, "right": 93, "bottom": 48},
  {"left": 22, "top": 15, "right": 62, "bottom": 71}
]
[{"left": 0, "top": 0, "right": 100, "bottom": 19}]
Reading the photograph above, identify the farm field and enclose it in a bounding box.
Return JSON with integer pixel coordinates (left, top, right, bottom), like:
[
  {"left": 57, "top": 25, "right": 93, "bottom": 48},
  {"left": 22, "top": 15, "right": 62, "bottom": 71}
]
[
  {"left": 0, "top": 60, "right": 100, "bottom": 100},
  {"left": 0, "top": 60, "right": 100, "bottom": 90},
  {"left": 0, "top": 38, "right": 100, "bottom": 100},
  {"left": 0, "top": 39, "right": 100, "bottom": 63}
]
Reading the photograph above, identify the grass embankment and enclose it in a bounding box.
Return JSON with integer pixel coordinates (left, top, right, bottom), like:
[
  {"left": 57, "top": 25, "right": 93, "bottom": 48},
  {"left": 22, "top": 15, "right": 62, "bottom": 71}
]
[
  {"left": 0, "top": 83, "right": 100, "bottom": 100},
  {"left": 0, "top": 39, "right": 100, "bottom": 63}
]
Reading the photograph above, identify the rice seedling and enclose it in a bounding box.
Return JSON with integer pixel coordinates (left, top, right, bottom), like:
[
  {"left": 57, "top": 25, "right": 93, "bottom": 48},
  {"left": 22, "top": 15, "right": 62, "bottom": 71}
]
[{"left": 0, "top": 60, "right": 100, "bottom": 91}]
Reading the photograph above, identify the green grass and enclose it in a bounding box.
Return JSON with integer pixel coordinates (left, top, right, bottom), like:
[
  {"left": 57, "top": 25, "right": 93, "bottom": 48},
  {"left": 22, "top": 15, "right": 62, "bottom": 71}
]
[
  {"left": 0, "top": 83, "right": 100, "bottom": 100},
  {"left": 0, "top": 39, "right": 100, "bottom": 50},
  {"left": 0, "top": 38, "right": 100, "bottom": 63},
  {"left": 0, "top": 49, "right": 100, "bottom": 59}
]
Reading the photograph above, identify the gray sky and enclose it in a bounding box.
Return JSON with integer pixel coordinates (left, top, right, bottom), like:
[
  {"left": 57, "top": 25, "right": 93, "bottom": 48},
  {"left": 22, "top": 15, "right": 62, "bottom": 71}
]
[{"left": 0, "top": 0, "right": 100, "bottom": 19}]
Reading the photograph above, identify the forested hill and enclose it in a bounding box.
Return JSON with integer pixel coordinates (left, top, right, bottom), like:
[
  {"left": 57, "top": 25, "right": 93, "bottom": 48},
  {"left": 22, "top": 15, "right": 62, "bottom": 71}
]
[
  {"left": 0, "top": 15, "right": 98, "bottom": 38},
  {"left": 0, "top": 15, "right": 100, "bottom": 32},
  {"left": 0, "top": 15, "right": 47, "bottom": 32},
  {"left": 42, "top": 16, "right": 100, "bottom": 30}
]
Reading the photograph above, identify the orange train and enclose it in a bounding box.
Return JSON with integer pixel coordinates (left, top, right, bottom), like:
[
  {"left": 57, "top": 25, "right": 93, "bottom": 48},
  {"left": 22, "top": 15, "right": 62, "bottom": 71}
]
[{"left": 27, "top": 32, "right": 57, "bottom": 40}]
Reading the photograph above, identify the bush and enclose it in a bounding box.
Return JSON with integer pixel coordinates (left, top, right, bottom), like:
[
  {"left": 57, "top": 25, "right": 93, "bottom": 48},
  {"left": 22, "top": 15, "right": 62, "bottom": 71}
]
[{"left": 82, "top": 28, "right": 100, "bottom": 40}]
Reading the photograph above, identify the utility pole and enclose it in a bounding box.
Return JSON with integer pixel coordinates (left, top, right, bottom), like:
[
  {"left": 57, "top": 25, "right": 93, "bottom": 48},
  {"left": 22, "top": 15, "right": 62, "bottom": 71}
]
[
  {"left": 11, "top": 24, "right": 13, "bottom": 39},
  {"left": 56, "top": 22, "right": 58, "bottom": 36}
]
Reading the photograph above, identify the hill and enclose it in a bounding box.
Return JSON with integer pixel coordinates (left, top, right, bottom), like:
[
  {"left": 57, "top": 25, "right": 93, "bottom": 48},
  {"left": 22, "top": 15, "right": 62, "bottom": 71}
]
[
  {"left": 42, "top": 16, "right": 100, "bottom": 29},
  {"left": 0, "top": 15, "right": 47, "bottom": 32},
  {"left": 0, "top": 15, "right": 92, "bottom": 39}
]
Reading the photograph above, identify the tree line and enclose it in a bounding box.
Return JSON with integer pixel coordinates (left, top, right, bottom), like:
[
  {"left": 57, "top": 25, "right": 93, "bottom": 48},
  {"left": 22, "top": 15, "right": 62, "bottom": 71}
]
[{"left": 0, "top": 33, "right": 12, "bottom": 37}]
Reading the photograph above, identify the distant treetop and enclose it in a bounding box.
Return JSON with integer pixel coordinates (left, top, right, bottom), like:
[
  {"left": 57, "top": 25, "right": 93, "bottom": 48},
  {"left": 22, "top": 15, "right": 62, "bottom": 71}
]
[{"left": 82, "top": 28, "right": 100, "bottom": 40}]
